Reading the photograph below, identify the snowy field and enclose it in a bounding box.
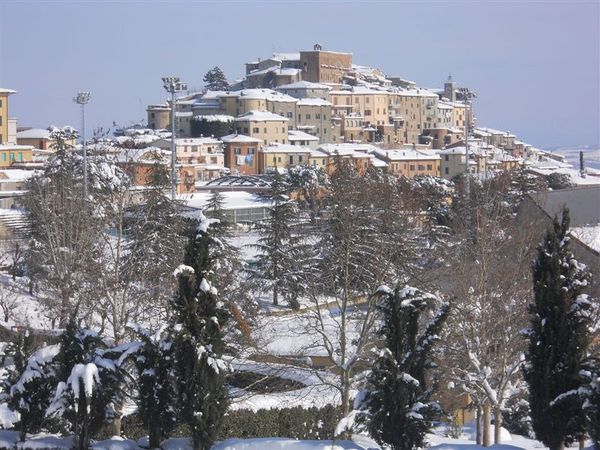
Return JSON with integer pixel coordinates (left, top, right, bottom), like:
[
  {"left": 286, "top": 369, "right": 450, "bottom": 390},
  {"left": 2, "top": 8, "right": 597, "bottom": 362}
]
[{"left": 0, "top": 425, "right": 594, "bottom": 450}]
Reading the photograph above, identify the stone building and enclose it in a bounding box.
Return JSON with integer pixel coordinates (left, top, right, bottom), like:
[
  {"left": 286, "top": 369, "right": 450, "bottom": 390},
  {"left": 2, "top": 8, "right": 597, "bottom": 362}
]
[
  {"left": 233, "top": 111, "right": 289, "bottom": 145},
  {"left": 299, "top": 44, "right": 353, "bottom": 84}
]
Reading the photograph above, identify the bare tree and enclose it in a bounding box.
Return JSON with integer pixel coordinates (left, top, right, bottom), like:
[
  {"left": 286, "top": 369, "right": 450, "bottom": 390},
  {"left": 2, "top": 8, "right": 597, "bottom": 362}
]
[{"left": 438, "top": 175, "right": 541, "bottom": 445}]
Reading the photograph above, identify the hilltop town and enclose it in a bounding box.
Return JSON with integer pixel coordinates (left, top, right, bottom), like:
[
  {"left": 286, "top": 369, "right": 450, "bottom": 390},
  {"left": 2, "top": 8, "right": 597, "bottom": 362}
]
[{"left": 0, "top": 44, "right": 598, "bottom": 450}]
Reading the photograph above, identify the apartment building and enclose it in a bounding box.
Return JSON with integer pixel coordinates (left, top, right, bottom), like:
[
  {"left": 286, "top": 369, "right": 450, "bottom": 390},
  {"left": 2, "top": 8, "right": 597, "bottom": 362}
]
[
  {"left": 258, "top": 143, "right": 311, "bottom": 173},
  {"left": 221, "top": 133, "right": 261, "bottom": 175},
  {"left": 295, "top": 98, "right": 333, "bottom": 142},
  {"left": 233, "top": 111, "right": 289, "bottom": 145},
  {"left": 154, "top": 137, "right": 224, "bottom": 182}
]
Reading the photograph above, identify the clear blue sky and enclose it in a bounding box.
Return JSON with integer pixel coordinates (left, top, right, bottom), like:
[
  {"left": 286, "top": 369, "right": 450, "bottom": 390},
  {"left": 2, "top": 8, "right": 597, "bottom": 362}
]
[{"left": 1, "top": 0, "right": 598, "bottom": 148}]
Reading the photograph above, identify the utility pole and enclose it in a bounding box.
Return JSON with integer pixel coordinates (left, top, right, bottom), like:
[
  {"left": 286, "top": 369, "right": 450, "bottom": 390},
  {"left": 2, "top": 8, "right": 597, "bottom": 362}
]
[
  {"left": 74, "top": 92, "right": 91, "bottom": 200},
  {"left": 162, "top": 77, "right": 187, "bottom": 200},
  {"left": 458, "top": 87, "right": 476, "bottom": 197}
]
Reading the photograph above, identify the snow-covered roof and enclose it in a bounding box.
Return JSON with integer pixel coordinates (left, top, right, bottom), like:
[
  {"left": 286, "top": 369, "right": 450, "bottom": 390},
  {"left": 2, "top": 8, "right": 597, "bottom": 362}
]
[
  {"left": 234, "top": 111, "right": 289, "bottom": 122},
  {"left": 220, "top": 133, "right": 262, "bottom": 144},
  {"left": 317, "top": 143, "right": 379, "bottom": 157},
  {"left": 571, "top": 225, "right": 600, "bottom": 252},
  {"left": 276, "top": 81, "right": 331, "bottom": 90},
  {"left": 272, "top": 52, "right": 300, "bottom": 61},
  {"left": 192, "top": 114, "right": 235, "bottom": 122},
  {"left": 261, "top": 143, "right": 311, "bottom": 154},
  {"left": 182, "top": 191, "right": 270, "bottom": 210},
  {"left": 116, "top": 147, "right": 169, "bottom": 164},
  {"left": 167, "top": 137, "right": 222, "bottom": 145},
  {"left": 288, "top": 130, "right": 319, "bottom": 142},
  {"left": 0, "top": 144, "right": 34, "bottom": 151},
  {"left": 0, "top": 169, "right": 34, "bottom": 181},
  {"left": 16, "top": 128, "right": 51, "bottom": 139},
  {"left": 221, "top": 89, "right": 298, "bottom": 103},
  {"left": 373, "top": 148, "right": 441, "bottom": 161},
  {"left": 0, "top": 88, "right": 16, "bottom": 95},
  {"left": 297, "top": 98, "right": 332, "bottom": 107}
]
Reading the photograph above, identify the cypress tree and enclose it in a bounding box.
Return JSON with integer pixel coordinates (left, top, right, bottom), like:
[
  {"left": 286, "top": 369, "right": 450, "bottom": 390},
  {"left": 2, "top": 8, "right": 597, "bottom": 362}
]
[
  {"left": 364, "top": 285, "right": 449, "bottom": 450},
  {"left": 129, "top": 324, "right": 176, "bottom": 449},
  {"left": 524, "top": 208, "right": 593, "bottom": 450},
  {"left": 170, "top": 215, "right": 229, "bottom": 450}
]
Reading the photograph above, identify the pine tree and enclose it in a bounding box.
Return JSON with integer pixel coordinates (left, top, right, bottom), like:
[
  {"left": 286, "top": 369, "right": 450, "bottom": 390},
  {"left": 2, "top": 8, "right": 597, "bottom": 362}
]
[
  {"left": 362, "top": 285, "right": 449, "bottom": 450},
  {"left": 129, "top": 324, "right": 176, "bottom": 449},
  {"left": 47, "top": 321, "right": 128, "bottom": 450},
  {"left": 170, "top": 215, "right": 229, "bottom": 450},
  {"left": 249, "top": 173, "right": 305, "bottom": 308},
  {"left": 524, "top": 208, "right": 594, "bottom": 450},
  {"left": 203, "top": 67, "right": 229, "bottom": 91}
]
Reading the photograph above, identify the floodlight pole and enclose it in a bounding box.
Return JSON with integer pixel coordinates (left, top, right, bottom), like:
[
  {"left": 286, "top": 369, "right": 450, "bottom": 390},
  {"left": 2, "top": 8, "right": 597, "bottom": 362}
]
[
  {"left": 74, "top": 92, "right": 91, "bottom": 200},
  {"left": 162, "top": 77, "right": 187, "bottom": 200},
  {"left": 459, "top": 87, "right": 476, "bottom": 197}
]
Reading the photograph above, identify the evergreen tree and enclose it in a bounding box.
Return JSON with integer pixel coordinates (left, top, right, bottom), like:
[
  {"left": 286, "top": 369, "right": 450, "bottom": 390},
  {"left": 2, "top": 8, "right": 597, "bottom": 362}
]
[
  {"left": 126, "top": 156, "right": 186, "bottom": 325},
  {"left": 361, "top": 285, "right": 449, "bottom": 450},
  {"left": 580, "top": 358, "right": 600, "bottom": 447},
  {"left": 203, "top": 67, "right": 229, "bottom": 91},
  {"left": 47, "top": 321, "right": 128, "bottom": 450},
  {"left": 170, "top": 214, "right": 229, "bottom": 450},
  {"left": 7, "top": 337, "right": 59, "bottom": 441},
  {"left": 129, "top": 324, "right": 176, "bottom": 449},
  {"left": 248, "top": 173, "right": 305, "bottom": 308},
  {"left": 524, "top": 208, "right": 594, "bottom": 450}
]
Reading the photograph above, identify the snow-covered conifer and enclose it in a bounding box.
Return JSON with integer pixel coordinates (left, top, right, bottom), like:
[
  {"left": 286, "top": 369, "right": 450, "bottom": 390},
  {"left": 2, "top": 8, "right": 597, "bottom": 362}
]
[
  {"left": 524, "top": 208, "right": 594, "bottom": 450},
  {"left": 128, "top": 324, "right": 176, "bottom": 449},
  {"left": 170, "top": 214, "right": 229, "bottom": 450},
  {"left": 47, "top": 321, "right": 129, "bottom": 450},
  {"left": 361, "top": 285, "right": 449, "bottom": 450}
]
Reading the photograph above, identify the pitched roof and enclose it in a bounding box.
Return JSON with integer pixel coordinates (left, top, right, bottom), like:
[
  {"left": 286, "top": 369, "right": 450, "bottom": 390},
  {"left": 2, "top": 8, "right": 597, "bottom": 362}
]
[
  {"left": 234, "top": 111, "right": 289, "bottom": 122},
  {"left": 220, "top": 133, "right": 262, "bottom": 143}
]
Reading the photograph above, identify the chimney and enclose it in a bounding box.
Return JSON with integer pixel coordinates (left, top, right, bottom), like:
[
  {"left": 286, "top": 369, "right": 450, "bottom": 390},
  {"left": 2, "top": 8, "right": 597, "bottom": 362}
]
[{"left": 580, "top": 151, "right": 585, "bottom": 177}]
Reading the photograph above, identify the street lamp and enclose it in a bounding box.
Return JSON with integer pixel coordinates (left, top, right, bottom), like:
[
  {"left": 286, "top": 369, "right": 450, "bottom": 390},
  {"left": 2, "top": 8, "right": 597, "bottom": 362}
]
[
  {"left": 162, "top": 76, "right": 187, "bottom": 200},
  {"left": 74, "top": 92, "right": 91, "bottom": 200},
  {"left": 458, "top": 87, "right": 476, "bottom": 196}
]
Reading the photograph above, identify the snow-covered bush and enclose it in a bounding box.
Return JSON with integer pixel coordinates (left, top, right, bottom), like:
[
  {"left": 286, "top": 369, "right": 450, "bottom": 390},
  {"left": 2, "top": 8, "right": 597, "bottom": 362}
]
[{"left": 47, "top": 321, "right": 129, "bottom": 450}]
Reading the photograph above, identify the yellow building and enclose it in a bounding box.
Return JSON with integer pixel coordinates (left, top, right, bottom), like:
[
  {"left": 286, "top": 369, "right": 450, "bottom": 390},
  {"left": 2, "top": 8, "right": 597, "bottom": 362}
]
[
  {"left": 0, "top": 88, "right": 17, "bottom": 145},
  {"left": 258, "top": 143, "right": 311, "bottom": 173},
  {"left": 234, "top": 110, "right": 289, "bottom": 145},
  {"left": 0, "top": 144, "right": 34, "bottom": 168},
  {"left": 372, "top": 148, "right": 441, "bottom": 177}
]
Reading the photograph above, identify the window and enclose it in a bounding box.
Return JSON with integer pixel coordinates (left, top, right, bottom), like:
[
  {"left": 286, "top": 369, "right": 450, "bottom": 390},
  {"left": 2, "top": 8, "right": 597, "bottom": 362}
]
[
  {"left": 287, "top": 112, "right": 293, "bottom": 118},
  {"left": 306, "top": 114, "right": 310, "bottom": 120},
  {"left": 253, "top": 127, "right": 259, "bottom": 133},
  {"left": 445, "top": 167, "right": 449, "bottom": 175},
  {"left": 355, "top": 98, "right": 359, "bottom": 104},
  {"left": 282, "top": 127, "right": 286, "bottom": 133},
  {"left": 277, "top": 157, "right": 282, "bottom": 162},
  {"left": 1, "top": 153, "right": 5, "bottom": 162},
  {"left": 324, "top": 129, "right": 327, "bottom": 134},
  {"left": 323, "top": 114, "right": 327, "bottom": 120},
  {"left": 273, "top": 156, "right": 277, "bottom": 163},
  {"left": 18, "top": 152, "right": 22, "bottom": 161},
  {"left": 151, "top": 113, "right": 155, "bottom": 118},
  {"left": 409, "top": 164, "right": 415, "bottom": 171},
  {"left": 234, "top": 147, "right": 241, "bottom": 155},
  {"left": 365, "top": 110, "right": 371, "bottom": 116},
  {"left": 248, "top": 147, "right": 255, "bottom": 154},
  {"left": 243, "top": 127, "right": 249, "bottom": 134},
  {"left": 264, "top": 128, "right": 267, "bottom": 133},
  {"left": 289, "top": 155, "right": 294, "bottom": 164},
  {"left": 0, "top": 100, "right": 2, "bottom": 107},
  {"left": 316, "top": 113, "right": 321, "bottom": 119},
  {"left": 299, "top": 155, "right": 303, "bottom": 162},
  {"left": 427, "top": 164, "right": 432, "bottom": 170},
  {"left": 445, "top": 155, "right": 449, "bottom": 161},
  {"left": 192, "top": 146, "right": 198, "bottom": 152},
  {"left": 211, "top": 157, "right": 217, "bottom": 164},
  {"left": 418, "top": 164, "right": 425, "bottom": 171},
  {"left": 10, "top": 153, "right": 14, "bottom": 161},
  {"left": 366, "top": 97, "right": 370, "bottom": 104}
]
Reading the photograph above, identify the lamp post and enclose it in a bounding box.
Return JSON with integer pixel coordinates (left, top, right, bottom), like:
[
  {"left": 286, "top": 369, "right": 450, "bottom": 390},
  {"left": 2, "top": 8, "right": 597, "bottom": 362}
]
[
  {"left": 162, "top": 76, "right": 187, "bottom": 200},
  {"left": 74, "top": 91, "right": 91, "bottom": 200},
  {"left": 458, "top": 87, "right": 476, "bottom": 196}
]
